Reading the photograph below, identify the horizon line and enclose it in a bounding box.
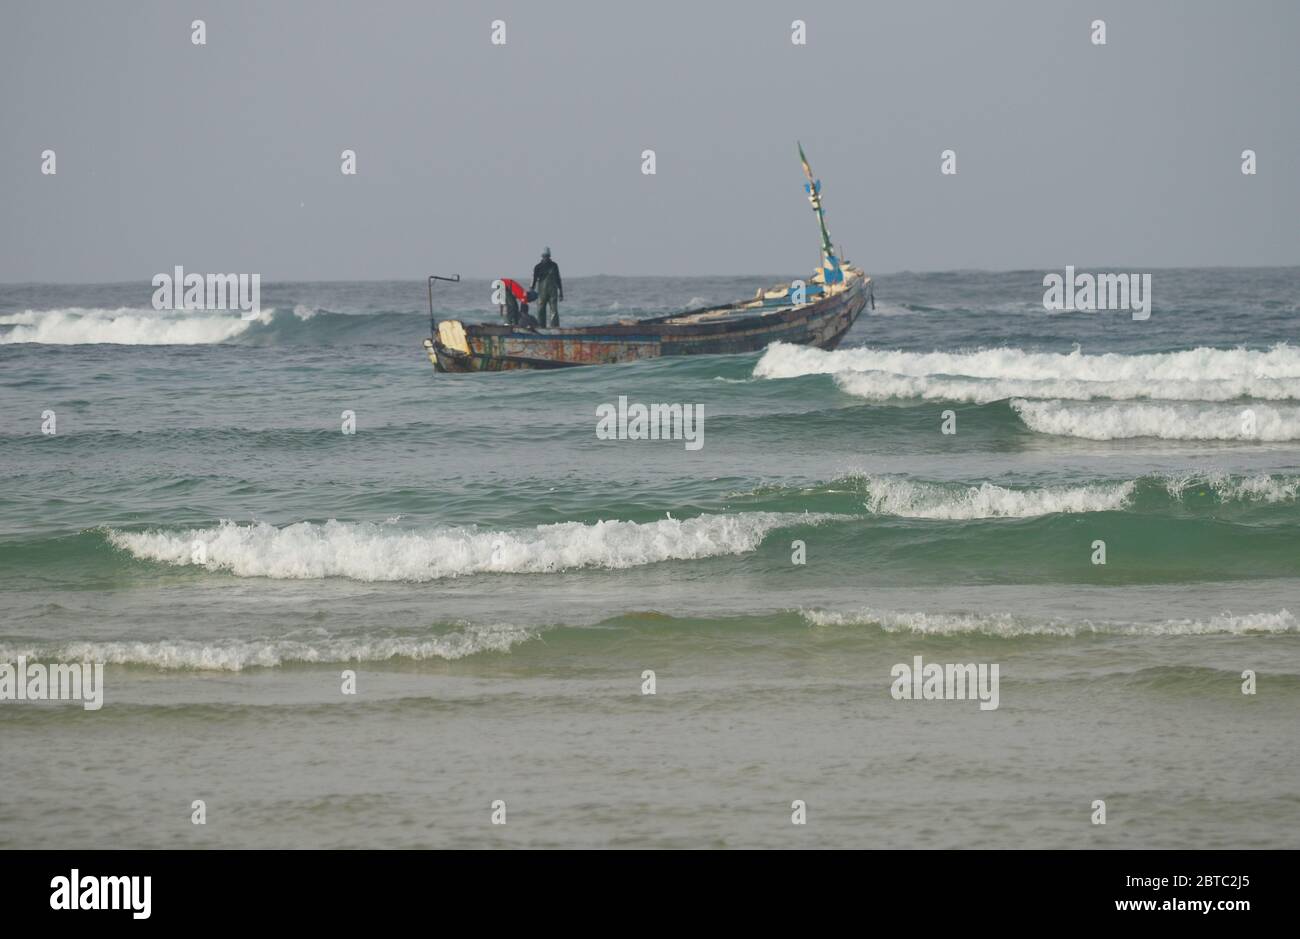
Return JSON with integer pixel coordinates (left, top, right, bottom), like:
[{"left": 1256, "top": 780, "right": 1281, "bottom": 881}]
[{"left": 3, "top": 262, "right": 1298, "bottom": 288}]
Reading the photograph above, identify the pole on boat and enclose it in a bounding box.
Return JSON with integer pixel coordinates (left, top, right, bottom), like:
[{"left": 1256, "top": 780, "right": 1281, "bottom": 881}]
[
  {"left": 796, "top": 142, "right": 843, "bottom": 286},
  {"left": 427, "top": 273, "right": 461, "bottom": 341}
]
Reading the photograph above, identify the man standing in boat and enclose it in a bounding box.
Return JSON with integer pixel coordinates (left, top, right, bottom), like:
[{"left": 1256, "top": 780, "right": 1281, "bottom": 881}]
[{"left": 531, "top": 247, "right": 563, "bottom": 327}]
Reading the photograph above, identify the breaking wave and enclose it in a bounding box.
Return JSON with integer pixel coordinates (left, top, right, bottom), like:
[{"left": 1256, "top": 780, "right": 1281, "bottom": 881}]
[
  {"left": 106, "top": 512, "right": 839, "bottom": 581},
  {"left": 1012, "top": 400, "right": 1300, "bottom": 440},
  {"left": 801, "top": 607, "right": 1298, "bottom": 637},
  {"left": 729, "top": 472, "right": 1300, "bottom": 515},
  {"left": 833, "top": 371, "right": 1300, "bottom": 404},
  {"left": 89, "top": 474, "right": 1300, "bottom": 585},
  {"left": 0, "top": 307, "right": 283, "bottom": 345},
  {"left": 0, "top": 624, "right": 536, "bottom": 671},
  {"left": 1166, "top": 472, "right": 1300, "bottom": 502},
  {"left": 754, "top": 342, "right": 1300, "bottom": 402},
  {"left": 856, "top": 476, "right": 1135, "bottom": 519},
  {"left": 0, "top": 305, "right": 392, "bottom": 346}
]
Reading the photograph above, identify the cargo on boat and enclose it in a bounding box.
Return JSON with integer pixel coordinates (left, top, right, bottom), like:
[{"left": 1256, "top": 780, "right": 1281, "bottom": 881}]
[{"left": 422, "top": 145, "right": 872, "bottom": 373}]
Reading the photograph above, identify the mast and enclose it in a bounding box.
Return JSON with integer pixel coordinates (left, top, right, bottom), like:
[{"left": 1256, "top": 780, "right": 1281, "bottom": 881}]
[{"left": 797, "top": 142, "right": 844, "bottom": 285}]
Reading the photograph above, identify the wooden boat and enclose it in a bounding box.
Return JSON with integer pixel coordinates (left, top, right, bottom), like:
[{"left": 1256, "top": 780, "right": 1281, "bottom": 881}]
[{"left": 422, "top": 145, "right": 872, "bottom": 373}]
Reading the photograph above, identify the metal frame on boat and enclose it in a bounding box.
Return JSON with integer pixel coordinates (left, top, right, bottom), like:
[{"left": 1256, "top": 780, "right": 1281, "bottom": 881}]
[{"left": 422, "top": 145, "right": 872, "bottom": 373}]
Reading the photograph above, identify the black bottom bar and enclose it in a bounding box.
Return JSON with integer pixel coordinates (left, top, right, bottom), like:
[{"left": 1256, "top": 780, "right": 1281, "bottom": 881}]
[{"left": 0, "top": 849, "right": 1285, "bottom": 925}]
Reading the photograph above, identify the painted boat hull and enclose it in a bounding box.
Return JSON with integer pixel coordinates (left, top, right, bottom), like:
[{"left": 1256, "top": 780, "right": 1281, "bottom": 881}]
[{"left": 424, "top": 269, "right": 869, "bottom": 372}]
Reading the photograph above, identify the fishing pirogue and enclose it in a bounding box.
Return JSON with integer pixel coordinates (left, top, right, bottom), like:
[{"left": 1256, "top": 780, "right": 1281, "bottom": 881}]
[{"left": 423, "top": 145, "right": 873, "bottom": 372}]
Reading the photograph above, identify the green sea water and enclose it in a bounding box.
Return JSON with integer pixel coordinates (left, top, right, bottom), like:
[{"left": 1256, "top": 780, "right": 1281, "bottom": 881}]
[{"left": 1, "top": 269, "right": 1298, "bottom": 847}]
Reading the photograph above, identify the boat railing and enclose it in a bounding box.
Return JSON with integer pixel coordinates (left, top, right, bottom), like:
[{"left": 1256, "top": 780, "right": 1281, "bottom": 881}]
[{"left": 426, "top": 273, "right": 461, "bottom": 342}]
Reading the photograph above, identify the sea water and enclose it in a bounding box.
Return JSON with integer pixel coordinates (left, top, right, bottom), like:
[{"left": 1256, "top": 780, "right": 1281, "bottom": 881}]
[{"left": 1, "top": 269, "right": 1297, "bottom": 847}]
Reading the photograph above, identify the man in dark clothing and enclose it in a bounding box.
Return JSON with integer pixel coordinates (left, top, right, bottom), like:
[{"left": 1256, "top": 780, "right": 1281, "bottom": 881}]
[{"left": 531, "top": 247, "right": 563, "bottom": 327}]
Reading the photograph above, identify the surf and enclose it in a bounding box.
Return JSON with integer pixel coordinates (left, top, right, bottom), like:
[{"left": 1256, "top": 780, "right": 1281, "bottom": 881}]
[
  {"left": 1012, "top": 400, "right": 1300, "bottom": 440},
  {"left": 754, "top": 341, "right": 1300, "bottom": 389},
  {"left": 0, "top": 305, "right": 375, "bottom": 346},
  {"left": 104, "top": 512, "right": 845, "bottom": 581},
  {"left": 0, "top": 623, "right": 537, "bottom": 671},
  {"left": 801, "top": 606, "right": 1299, "bottom": 637}
]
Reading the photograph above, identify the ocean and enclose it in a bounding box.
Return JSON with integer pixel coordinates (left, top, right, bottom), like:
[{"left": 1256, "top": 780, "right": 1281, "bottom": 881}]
[{"left": 1, "top": 268, "right": 1298, "bottom": 848}]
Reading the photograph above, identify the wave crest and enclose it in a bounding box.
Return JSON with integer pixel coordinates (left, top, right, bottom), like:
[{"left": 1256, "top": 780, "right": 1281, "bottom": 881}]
[
  {"left": 755, "top": 342, "right": 1300, "bottom": 403},
  {"left": 833, "top": 370, "right": 1300, "bottom": 404},
  {"left": 0, "top": 624, "right": 535, "bottom": 671},
  {"left": 802, "top": 607, "right": 1298, "bottom": 637},
  {"left": 0, "top": 306, "right": 337, "bottom": 345},
  {"left": 1012, "top": 400, "right": 1300, "bottom": 440},
  {"left": 106, "top": 512, "right": 837, "bottom": 581},
  {"left": 856, "top": 476, "right": 1135, "bottom": 519}
]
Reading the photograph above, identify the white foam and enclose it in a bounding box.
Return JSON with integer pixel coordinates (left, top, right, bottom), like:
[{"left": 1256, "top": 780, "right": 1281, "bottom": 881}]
[
  {"left": 755, "top": 342, "right": 1300, "bottom": 401},
  {"left": 0, "top": 307, "right": 273, "bottom": 345},
  {"left": 857, "top": 475, "right": 1134, "bottom": 519},
  {"left": 1013, "top": 400, "right": 1300, "bottom": 440},
  {"left": 802, "top": 607, "right": 1298, "bottom": 637},
  {"left": 106, "top": 512, "right": 838, "bottom": 581},
  {"left": 1162, "top": 472, "right": 1300, "bottom": 503},
  {"left": 0, "top": 624, "right": 535, "bottom": 671},
  {"left": 833, "top": 370, "right": 1300, "bottom": 404}
]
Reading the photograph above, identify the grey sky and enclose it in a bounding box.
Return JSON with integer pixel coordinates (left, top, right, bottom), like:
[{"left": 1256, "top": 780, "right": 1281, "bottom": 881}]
[{"left": 1, "top": 0, "right": 1296, "bottom": 282}]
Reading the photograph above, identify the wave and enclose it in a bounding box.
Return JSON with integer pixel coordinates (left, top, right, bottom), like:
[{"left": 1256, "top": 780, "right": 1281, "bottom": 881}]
[
  {"left": 801, "top": 607, "right": 1298, "bottom": 637},
  {"left": 754, "top": 342, "right": 1300, "bottom": 402},
  {"left": 856, "top": 476, "right": 1135, "bottom": 519},
  {"left": 4, "top": 472, "right": 1289, "bottom": 585},
  {"left": 2, "top": 605, "right": 1294, "bottom": 673},
  {"left": 0, "top": 305, "right": 377, "bottom": 345},
  {"left": 725, "top": 472, "right": 1300, "bottom": 515},
  {"left": 1012, "top": 400, "right": 1300, "bottom": 440},
  {"left": 105, "top": 512, "right": 839, "bottom": 581},
  {"left": 0, "top": 307, "right": 283, "bottom": 345},
  {"left": 832, "top": 370, "right": 1300, "bottom": 404},
  {"left": 849, "top": 473, "right": 1300, "bottom": 518},
  {"left": 862, "top": 472, "right": 1300, "bottom": 516},
  {"left": 0, "top": 624, "right": 535, "bottom": 671},
  {"left": 1168, "top": 472, "right": 1300, "bottom": 502}
]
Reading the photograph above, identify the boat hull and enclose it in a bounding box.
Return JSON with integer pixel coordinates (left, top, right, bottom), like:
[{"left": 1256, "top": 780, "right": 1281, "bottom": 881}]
[{"left": 425, "top": 271, "right": 868, "bottom": 372}]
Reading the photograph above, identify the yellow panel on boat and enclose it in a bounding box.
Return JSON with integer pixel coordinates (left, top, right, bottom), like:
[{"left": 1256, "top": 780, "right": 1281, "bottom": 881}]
[{"left": 437, "top": 320, "right": 470, "bottom": 354}]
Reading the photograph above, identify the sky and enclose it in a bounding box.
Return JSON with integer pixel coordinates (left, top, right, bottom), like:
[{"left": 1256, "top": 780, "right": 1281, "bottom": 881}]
[{"left": 1, "top": 0, "right": 1296, "bottom": 282}]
